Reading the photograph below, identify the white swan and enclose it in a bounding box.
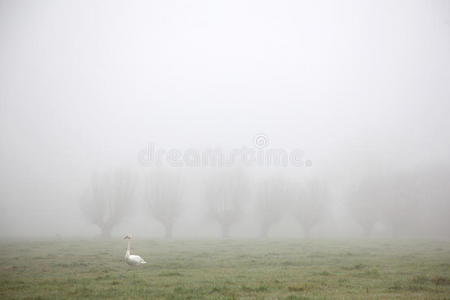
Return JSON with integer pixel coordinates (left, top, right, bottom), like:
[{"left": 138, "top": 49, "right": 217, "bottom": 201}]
[{"left": 123, "top": 235, "right": 147, "bottom": 265}]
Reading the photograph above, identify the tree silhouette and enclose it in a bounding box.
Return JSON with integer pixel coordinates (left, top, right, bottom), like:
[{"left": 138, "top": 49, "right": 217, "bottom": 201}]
[
  {"left": 204, "top": 169, "right": 249, "bottom": 238},
  {"left": 144, "top": 169, "right": 183, "bottom": 239},
  {"left": 292, "top": 179, "right": 329, "bottom": 238},
  {"left": 81, "top": 169, "right": 136, "bottom": 238},
  {"left": 255, "top": 176, "right": 288, "bottom": 239}
]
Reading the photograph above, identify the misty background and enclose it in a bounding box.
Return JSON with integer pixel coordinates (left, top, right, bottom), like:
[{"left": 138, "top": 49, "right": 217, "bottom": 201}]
[{"left": 0, "top": 0, "right": 449, "bottom": 239}]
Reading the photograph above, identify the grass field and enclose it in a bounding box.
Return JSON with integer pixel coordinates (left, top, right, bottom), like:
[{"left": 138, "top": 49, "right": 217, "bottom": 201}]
[{"left": 0, "top": 239, "right": 449, "bottom": 299}]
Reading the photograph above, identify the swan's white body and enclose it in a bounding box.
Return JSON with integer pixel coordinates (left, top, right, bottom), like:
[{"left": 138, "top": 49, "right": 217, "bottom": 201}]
[{"left": 124, "top": 236, "right": 146, "bottom": 266}]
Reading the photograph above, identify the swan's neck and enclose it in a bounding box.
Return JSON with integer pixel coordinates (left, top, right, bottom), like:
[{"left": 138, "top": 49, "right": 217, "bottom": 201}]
[{"left": 125, "top": 240, "right": 131, "bottom": 257}]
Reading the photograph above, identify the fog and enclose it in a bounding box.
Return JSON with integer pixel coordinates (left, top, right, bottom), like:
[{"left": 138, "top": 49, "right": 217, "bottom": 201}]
[{"left": 1, "top": 0, "right": 449, "bottom": 239}]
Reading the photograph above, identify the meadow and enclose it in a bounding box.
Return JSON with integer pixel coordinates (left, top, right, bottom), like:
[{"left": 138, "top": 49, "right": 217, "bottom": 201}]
[{"left": 0, "top": 239, "right": 449, "bottom": 299}]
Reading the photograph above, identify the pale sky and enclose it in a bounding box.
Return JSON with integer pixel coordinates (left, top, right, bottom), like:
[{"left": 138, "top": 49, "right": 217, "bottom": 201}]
[{"left": 0, "top": 0, "right": 449, "bottom": 238}]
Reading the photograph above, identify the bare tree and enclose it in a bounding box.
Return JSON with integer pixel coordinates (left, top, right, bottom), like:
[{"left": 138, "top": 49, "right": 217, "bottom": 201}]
[
  {"left": 255, "top": 176, "right": 288, "bottom": 238},
  {"left": 292, "top": 179, "right": 329, "bottom": 238},
  {"left": 144, "top": 169, "right": 183, "bottom": 239},
  {"left": 0, "top": 201, "right": 5, "bottom": 237},
  {"left": 352, "top": 171, "right": 421, "bottom": 238},
  {"left": 378, "top": 172, "right": 421, "bottom": 238},
  {"left": 80, "top": 169, "right": 136, "bottom": 238},
  {"left": 204, "top": 169, "right": 249, "bottom": 238},
  {"left": 348, "top": 177, "right": 381, "bottom": 237},
  {"left": 419, "top": 165, "right": 450, "bottom": 238}
]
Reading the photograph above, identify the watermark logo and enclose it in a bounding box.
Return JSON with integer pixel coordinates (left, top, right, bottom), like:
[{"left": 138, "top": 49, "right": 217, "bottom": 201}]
[
  {"left": 253, "top": 133, "right": 270, "bottom": 149},
  {"left": 138, "top": 134, "right": 312, "bottom": 168}
]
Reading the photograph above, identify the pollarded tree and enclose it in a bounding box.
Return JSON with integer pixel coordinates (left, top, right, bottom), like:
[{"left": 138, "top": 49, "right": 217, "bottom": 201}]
[
  {"left": 418, "top": 165, "right": 450, "bottom": 238},
  {"left": 144, "top": 169, "right": 184, "bottom": 239},
  {"left": 348, "top": 176, "right": 381, "bottom": 237},
  {"left": 378, "top": 172, "right": 421, "bottom": 238},
  {"left": 0, "top": 201, "right": 5, "bottom": 237},
  {"left": 81, "top": 169, "right": 136, "bottom": 238},
  {"left": 292, "top": 179, "right": 329, "bottom": 238},
  {"left": 353, "top": 171, "right": 420, "bottom": 238},
  {"left": 204, "top": 168, "right": 249, "bottom": 238},
  {"left": 255, "top": 176, "right": 289, "bottom": 239}
]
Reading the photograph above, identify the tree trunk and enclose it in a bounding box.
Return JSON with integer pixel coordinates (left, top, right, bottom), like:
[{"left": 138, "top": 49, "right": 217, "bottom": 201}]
[
  {"left": 164, "top": 222, "right": 173, "bottom": 239},
  {"left": 260, "top": 222, "right": 270, "bottom": 239},
  {"left": 100, "top": 226, "right": 112, "bottom": 239},
  {"left": 392, "top": 225, "right": 400, "bottom": 239},
  {"left": 221, "top": 223, "right": 230, "bottom": 239},
  {"left": 303, "top": 225, "right": 311, "bottom": 239},
  {"left": 362, "top": 224, "right": 372, "bottom": 237}
]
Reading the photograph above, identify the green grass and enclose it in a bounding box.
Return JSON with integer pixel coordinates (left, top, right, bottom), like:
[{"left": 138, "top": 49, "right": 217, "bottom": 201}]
[{"left": 0, "top": 239, "right": 449, "bottom": 299}]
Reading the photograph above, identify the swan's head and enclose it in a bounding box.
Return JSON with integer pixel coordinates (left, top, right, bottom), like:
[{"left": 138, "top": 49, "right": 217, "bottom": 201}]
[{"left": 123, "top": 235, "right": 132, "bottom": 240}]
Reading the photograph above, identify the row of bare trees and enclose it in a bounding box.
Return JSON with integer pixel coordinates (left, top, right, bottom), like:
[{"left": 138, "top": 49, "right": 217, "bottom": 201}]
[
  {"left": 254, "top": 176, "right": 329, "bottom": 239},
  {"left": 348, "top": 166, "right": 450, "bottom": 238},
  {"left": 80, "top": 168, "right": 330, "bottom": 239},
  {"left": 80, "top": 165, "right": 450, "bottom": 239}
]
